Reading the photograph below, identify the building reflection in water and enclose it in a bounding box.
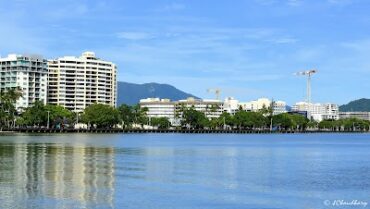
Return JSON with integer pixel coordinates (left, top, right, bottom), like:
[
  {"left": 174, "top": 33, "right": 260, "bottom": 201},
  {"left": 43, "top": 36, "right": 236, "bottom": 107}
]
[{"left": 0, "top": 143, "right": 115, "bottom": 209}]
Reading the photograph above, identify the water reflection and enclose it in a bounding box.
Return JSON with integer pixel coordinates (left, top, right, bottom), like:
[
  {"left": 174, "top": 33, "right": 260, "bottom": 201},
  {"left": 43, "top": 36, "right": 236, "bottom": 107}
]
[
  {"left": 1, "top": 134, "right": 370, "bottom": 209},
  {"left": 0, "top": 143, "right": 115, "bottom": 209}
]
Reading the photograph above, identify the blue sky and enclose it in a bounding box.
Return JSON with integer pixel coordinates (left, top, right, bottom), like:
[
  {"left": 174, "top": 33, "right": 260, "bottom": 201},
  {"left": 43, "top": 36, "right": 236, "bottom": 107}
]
[{"left": 0, "top": 0, "right": 369, "bottom": 105}]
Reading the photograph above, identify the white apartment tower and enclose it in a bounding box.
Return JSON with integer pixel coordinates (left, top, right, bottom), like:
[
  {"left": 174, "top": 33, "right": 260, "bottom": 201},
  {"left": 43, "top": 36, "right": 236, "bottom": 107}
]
[
  {"left": 48, "top": 52, "right": 117, "bottom": 112},
  {"left": 0, "top": 54, "right": 48, "bottom": 110}
]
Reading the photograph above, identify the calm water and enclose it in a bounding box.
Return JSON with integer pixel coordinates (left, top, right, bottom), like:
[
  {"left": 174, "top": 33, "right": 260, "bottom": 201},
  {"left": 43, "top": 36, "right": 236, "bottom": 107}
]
[{"left": 0, "top": 133, "right": 370, "bottom": 209}]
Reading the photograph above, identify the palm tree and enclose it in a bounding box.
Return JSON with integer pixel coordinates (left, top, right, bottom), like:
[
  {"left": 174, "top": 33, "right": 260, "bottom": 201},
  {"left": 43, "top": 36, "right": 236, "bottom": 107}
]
[
  {"left": 0, "top": 88, "right": 23, "bottom": 128},
  {"left": 131, "top": 105, "right": 148, "bottom": 127}
]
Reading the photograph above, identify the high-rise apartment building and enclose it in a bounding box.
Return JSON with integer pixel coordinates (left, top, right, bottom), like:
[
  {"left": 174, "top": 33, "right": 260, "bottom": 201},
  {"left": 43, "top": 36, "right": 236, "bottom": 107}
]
[
  {"left": 48, "top": 52, "right": 117, "bottom": 112},
  {"left": 0, "top": 54, "right": 48, "bottom": 110}
]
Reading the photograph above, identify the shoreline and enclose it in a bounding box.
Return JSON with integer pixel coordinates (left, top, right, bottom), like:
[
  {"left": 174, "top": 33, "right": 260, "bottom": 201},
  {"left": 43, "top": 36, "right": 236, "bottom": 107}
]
[{"left": 1, "top": 128, "right": 368, "bottom": 135}]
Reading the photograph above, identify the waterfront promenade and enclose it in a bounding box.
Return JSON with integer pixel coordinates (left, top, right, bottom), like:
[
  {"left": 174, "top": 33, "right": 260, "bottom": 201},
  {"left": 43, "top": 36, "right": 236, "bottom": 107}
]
[{"left": 1, "top": 127, "right": 367, "bottom": 134}]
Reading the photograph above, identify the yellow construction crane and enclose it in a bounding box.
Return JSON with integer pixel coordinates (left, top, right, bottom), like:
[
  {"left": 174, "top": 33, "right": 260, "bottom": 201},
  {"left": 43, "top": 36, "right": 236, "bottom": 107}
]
[
  {"left": 207, "top": 88, "right": 221, "bottom": 100},
  {"left": 294, "top": 69, "right": 317, "bottom": 104}
]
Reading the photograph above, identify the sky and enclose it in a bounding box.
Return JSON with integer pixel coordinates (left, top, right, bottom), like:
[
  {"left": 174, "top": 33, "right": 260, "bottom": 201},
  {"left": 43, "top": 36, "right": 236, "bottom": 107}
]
[{"left": 0, "top": 0, "right": 370, "bottom": 105}]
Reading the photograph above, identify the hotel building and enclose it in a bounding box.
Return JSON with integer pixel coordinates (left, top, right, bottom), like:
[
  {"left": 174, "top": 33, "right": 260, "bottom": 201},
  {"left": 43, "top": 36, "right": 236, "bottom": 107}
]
[
  {"left": 0, "top": 54, "right": 48, "bottom": 110},
  {"left": 48, "top": 52, "right": 117, "bottom": 112}
]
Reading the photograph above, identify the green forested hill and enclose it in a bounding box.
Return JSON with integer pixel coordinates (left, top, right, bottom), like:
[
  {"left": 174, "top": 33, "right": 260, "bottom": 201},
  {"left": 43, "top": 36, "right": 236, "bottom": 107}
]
[
  {"left": 339, "top": 98, "right": 370, "bottom": 112},
  {"left": 117, "top": 82, "right": 199, "bottom": 105}
]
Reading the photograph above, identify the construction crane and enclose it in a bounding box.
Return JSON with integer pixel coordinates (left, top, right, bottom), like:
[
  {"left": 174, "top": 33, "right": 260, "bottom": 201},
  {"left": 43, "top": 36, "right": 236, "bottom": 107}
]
[
  {"left": 294, "top": 69, "right": 317, "bottom": 104},
  {"left": 207, "top": 88, "right": 221, "bottom": 100}
]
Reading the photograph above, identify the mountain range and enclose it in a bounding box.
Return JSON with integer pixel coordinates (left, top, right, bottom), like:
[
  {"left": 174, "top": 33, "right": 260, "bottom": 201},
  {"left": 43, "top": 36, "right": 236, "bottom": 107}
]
[
  {"left": 339, "top": 98, "right": 370, "bottom": 112},
  {"left": 116, "top": 81, "right": 370, "bottom": 112},
  {"left": 117, "top": 81, "right": 199, "bottom": 105}
]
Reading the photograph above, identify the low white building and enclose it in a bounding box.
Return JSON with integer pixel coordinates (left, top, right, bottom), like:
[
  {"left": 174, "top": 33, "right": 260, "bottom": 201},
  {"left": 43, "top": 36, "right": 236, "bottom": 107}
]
[
  {"left": 176, "top": 97, "right": 224, "bottom": 119},
  {"left": 273, "top": 101, "right": 288, "bottom": 115},
  {"left": 339, "top": 112, "right": 370, "bottom": 121},
  {"left": 292, "top": 102, "right": 339, "bottom": 121},
  {"left": 139, "top": 97, "right": 224, "bottom": 126},
  {"left": 139, "top": 98, "right": 177, "bottom": 124},
  {"left": 239, "top": 98, "right": 287, "bottom": 115},
  {"left": 223, "top": 97, "right": 239, "bottom": 114},
  {"left": 239, "top": 98, "right": 271, "bottom": 112}
]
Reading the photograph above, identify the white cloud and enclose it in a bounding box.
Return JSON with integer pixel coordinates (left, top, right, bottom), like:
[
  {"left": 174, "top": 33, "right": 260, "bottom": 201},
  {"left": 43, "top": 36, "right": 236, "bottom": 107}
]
[{"left": 116, "top": 32, "right": 156, "bottom": 40}]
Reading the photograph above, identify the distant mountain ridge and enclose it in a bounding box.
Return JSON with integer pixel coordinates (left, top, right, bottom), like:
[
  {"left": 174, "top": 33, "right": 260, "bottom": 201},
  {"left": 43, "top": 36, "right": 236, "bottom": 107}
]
[
  {"left": 339, "top": 98, "right": 370, "bottom": 112},
  {"left": 117, "top": 81, "right": 199, "bottom": 105}
]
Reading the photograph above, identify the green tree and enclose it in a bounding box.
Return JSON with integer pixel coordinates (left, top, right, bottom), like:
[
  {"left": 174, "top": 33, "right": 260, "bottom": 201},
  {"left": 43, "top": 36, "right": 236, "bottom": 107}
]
[
  {"left": 182, "top": 107, "right": 209, "bottom": 129},
  {"left": 318, "top": 120, "right": 338, "bottom": 131},
  {"left": 21, "top": 101, "right": 47, "bottom": 126},
  {"left": 117, "top": 104, "right": 134, "bottom": 128},
  {"left": 273, "top": 113, "right": 308, "bottom": 131},
  {"left": 290, "top": 114, "right": 309, "bottom": 130},
  {"left": 132, "top": 104, "right": 148, "bottom": 125},
  {"left": 234, "top": 111, "right": 267, "bottom": 130},
  {"left": 151, "top": 117, "right": 171, "bottom": 129},
  {"left": 0, "top": 88, "right": 22, "bottom": 128},
  {"left": 337, "top": 118, "right": 370, "bottom": 131},
  {"left": 45, "top": 104, "right": 74, "bottom": 128},
  {"left": 307, "top": 121, "right": 319, "bottom": 129},
  {"left": 81, "top": 103, "right": 120, "bottom": 128},
  {"left": 19, "top": 103, "right": 74, "bottom": 128},
  {"left": 219, "top": 112, "right": 234, "bottom": 128},
  {"left": 273, "top": 113, "right": 294, "bottom": 130}
]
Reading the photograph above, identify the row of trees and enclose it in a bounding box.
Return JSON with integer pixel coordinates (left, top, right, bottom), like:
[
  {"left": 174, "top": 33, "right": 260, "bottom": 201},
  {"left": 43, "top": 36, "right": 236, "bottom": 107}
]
[
  {"left": 1, "top": 89, "right": 370, "bottom": 131},
  {"left": 13, "top": 103, "right": 152, "bottom": 129},
  {"left": 317, "top": 118, "right": 370, "bottom": 131},
  {"left": 83, "top": 104, "right": 170, "bottom": 129},
  {"left": 181, "top": 108, "right": 310, "bottom": 131}
]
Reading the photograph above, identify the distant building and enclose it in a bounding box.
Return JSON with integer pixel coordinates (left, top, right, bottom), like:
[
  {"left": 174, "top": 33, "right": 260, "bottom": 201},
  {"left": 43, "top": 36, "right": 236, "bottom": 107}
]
[
  {"left": 339, "top": 112, "right": 370, "bottom": 121},
  {"left": 223, "top": 97, "right": 239, "bottom": 114},
  {"left": 239, "top": 98, "right": 287, "bottom": 115},
  {"left": 288, "top": 111, "right": 309, "bottom": 119},
  {"left": 139, "top": 98, "right": 176, "bottom": 124},
  {"left": 239, "top": 98, "right": 271, "bottom": 112},
  {"left": 177, "top": 97, "right": 224, "bottom": 119},
  {"left": 0, "top": 54, "right": 48, "bottom": 110},
  {"left": 48, "top": 52, "right": 117, "bottom": 112},
  {"left": 292, "top": 102, "right": 339, "bottom": 121},
  {"left": 273, "top": 101, "right": 288, "bottom": 115},
  {"left": 139, "top": 97, "right": 224, "bottom": 126}
]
